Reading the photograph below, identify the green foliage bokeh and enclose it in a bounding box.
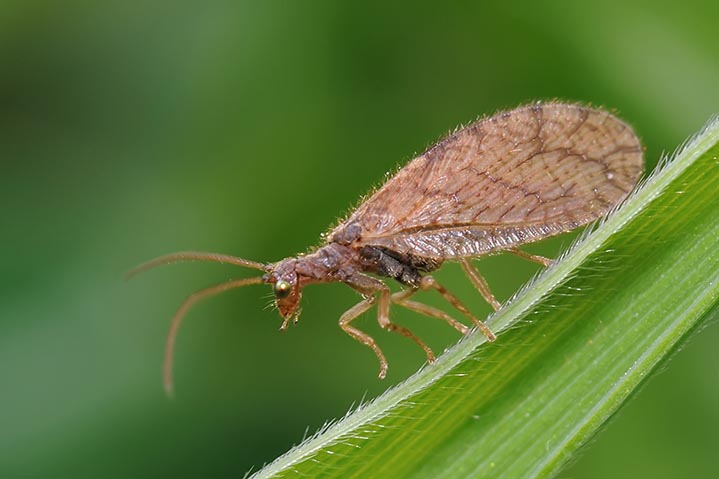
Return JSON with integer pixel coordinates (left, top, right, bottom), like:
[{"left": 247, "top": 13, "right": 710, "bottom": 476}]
[{"left": 0, "top": 1, "right": 717, "bottom": 477}]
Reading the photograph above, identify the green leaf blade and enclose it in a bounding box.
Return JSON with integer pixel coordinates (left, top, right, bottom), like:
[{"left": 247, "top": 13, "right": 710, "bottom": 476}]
[{"left": 252, "top": 117, "right": 719, "bottom": 479}]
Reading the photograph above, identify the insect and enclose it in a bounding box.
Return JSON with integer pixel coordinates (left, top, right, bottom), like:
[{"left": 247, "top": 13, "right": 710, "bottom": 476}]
[{"left": 130, "top": 102, "right": 643, "bottom": 395}]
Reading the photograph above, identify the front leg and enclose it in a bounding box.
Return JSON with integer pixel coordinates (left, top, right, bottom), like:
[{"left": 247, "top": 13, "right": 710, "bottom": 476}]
[
  {"left": 338, "top": 294, "right": 389, "bottom": 378},
  {"left": 342, "top": 273, "right": 435, "bottom": 378}
]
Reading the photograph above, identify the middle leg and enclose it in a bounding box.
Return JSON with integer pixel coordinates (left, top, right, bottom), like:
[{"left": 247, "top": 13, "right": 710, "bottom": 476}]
[
  {"left": 391, "top": 288, "right": 470, "bottom": 335},
  {"left": 417, "top": 273, "right": 497, "bottom": 342}
]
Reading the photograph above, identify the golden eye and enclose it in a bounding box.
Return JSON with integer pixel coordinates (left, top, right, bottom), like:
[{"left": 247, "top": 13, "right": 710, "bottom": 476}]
[{"left": 274, "top": 280, "right": 291, "bottom": 299}]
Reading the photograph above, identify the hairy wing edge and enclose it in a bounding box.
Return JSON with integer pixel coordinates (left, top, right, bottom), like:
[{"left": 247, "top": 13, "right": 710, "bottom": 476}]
[{"left": 360, "top": 220, "right": 579, "bottom": 260}]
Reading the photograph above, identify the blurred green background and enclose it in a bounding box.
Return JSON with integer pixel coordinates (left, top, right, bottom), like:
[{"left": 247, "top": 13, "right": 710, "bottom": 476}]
[{"left": 1, "top": 0, "right": 717, "bottom": 477}]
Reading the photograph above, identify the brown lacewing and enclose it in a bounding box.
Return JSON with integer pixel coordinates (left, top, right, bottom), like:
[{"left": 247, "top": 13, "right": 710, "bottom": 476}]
[{"left": 129, "top": 102, "right": 643, "bottom": 395}]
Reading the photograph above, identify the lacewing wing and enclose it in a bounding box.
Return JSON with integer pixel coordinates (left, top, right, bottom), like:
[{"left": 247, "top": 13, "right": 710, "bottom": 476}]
[
  {"left": 130, "top": 102, "right": 644, "bottom": 393},
  {"left": 330, "top": 103, "right": 643, "bottom": 258}
]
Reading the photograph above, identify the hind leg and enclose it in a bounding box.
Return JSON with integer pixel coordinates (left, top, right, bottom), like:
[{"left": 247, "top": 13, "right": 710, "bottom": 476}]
[
  {"left": 509, "top": 248, "right": 553, "bottom": 267},
  {"left": 459, "top": 258, "right": 502, "bottom": 311}
]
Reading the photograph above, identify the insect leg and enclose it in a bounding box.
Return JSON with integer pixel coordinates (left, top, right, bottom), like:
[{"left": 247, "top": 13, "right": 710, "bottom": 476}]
[
  {"left": 338, "top": 295, "right": 389, "bottom": 379},
  {"left": 509, "top": 248, "right": 553, "bottom": 267},
  {"left": 391, "top": 288, "right": 470, "bottom": 334},
  {"left": 458, "top": 258, "right": 502, "bottom": 311},
  {"left": 345, "top": 274, "right": 436, "bottom": 377},
  {"left": 419, "top": 273, "right": 497, "bottom": 342}
]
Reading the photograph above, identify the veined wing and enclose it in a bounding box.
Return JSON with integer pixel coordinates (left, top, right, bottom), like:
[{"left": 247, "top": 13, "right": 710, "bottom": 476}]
[{"left": 328, "top": 103, "right": 643, "bottom": 260}]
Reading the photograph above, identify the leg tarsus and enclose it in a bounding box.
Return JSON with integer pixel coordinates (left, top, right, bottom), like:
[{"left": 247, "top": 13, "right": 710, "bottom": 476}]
[{"left": 509, "top": 248, "right": 553, "bottom": 267}]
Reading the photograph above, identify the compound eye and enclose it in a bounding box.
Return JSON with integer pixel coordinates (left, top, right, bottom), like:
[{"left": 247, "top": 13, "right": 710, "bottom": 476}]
[{"left": 274, "top": 280, "right": 291, "bottom": 299}]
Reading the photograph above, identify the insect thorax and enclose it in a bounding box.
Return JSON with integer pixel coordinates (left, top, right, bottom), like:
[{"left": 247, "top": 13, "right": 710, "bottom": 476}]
[{"left": 357, "top": 246, "right": 442, "bottom": 287}]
